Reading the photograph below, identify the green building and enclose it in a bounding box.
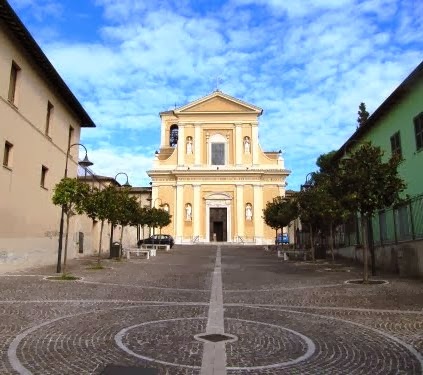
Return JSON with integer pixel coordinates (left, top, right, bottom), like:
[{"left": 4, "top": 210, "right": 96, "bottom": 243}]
[{"left": 336, "top": 60, "right": 423, "bottom": 277}]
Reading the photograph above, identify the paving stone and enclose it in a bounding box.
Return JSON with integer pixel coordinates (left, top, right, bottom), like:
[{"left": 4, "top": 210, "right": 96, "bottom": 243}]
[{"left": 0, "top": 245, "right": 421, "bottom": 374}]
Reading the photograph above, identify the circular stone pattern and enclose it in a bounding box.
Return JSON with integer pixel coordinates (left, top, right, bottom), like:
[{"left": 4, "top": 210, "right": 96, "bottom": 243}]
[
  {"left": 224, "top": 318, "right": 315, "bottom": 370},
  {"left": 8, "top": 306, "right": 422, "bottom": 374}
]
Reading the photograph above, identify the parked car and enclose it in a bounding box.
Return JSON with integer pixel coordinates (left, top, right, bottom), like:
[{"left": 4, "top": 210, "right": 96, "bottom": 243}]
[
  {"left": 138, "top": 234, "right": 174, "bottom": 248},
  {"left": 275, "top": 233, "right": 289, "bottom": 245}
]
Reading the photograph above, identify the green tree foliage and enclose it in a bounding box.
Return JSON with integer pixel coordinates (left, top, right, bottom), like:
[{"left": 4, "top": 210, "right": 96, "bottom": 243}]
[
  {"left": 262, "top": 196, "right": 298, "bottom": 241},
  {"left": 114, "top": 188, "right": 140, "bottom": 253},
  {"left": 146, "top": 207, "right": 172, "bottom": 237},
  {"left": 296, "top": 183, "right": 324, "bottom": 261},
  {"left": 357, "top": 102, "right": 369, "bottom": 127},
  {"left": 156, "top": 209, "right": 172, "bottom": 235},
  {"left": 338, "top": 142, "right": 406, "bottom": 281},
  {"left": 314, "top": 152, "right": 349, "bottom": 260},
  {"left": 52, "top": 178, "right": 90, "bottom": 273},
  {"left": 83, "top": 185, "right": 120, "bottom": 264}
]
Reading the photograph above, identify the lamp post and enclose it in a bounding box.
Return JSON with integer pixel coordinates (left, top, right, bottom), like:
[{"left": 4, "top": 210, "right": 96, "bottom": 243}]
[
  {"left": 300, "top": 172, "right": 314, "bottom": 191},
  {"left": 146, "top": 198, "right": 163, "bottom": 237},
  {"left": 114, "top": 172, "right": 132, "bottom": 188},
  {"left": 109, "top": 172, "right": 132, "bottom": 257},
  {"left": 341, "top": 139, "right": 363, "bottom": 163},
  {"left": 57, "top": 143, "right": 93, "bottom": 273}
]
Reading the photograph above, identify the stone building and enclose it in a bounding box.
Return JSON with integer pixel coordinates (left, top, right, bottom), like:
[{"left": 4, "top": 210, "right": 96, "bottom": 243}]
[{"left": 148, "top": 90, "right": 290, "bottom": 244}]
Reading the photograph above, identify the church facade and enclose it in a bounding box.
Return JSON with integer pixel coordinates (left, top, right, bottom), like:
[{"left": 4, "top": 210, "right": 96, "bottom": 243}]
[{"left": 147, "top": 91, "right": 290, "bottom": 244}]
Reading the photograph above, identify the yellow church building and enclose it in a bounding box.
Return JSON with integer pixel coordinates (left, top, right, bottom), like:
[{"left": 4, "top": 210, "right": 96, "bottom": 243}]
[{"left": 147, "top": 91, "right": 290, "bottom": 244}]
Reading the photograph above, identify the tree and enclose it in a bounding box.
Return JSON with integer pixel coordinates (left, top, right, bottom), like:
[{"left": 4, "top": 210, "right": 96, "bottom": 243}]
[
  {"left": 52, "top": 178, "right": 90, "bottom": 274},
  {"left": 146, "top": 207, "right": 171, "bottom": 240},
  {"left": 314, "top": 152, "right": 349, "bottom": 260},
  {"left": 262, "top": 197, "right": 298, "bottom": 243},
  {"left": 134, "top": 206, "right": 149, "bottom": 243},
  {"left": 156, "top": 209, "right": 172, "bottom": 236},
  {"left": 338, "top": 142, "right": 406, "bottom": 281},
  {"left": 116, "top": 190, "right": 139, "bottom": 254},
  {"left": 357, "top": 102, "right": 369, "bottom": 127},
  {"left": 296, "top": 184, "right": 325, "bottom": 261},
  {"left": 83, "top": 185, "right": 120, "bottom": 264}
]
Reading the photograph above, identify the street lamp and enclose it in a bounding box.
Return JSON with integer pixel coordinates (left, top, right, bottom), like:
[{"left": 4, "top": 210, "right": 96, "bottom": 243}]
[
  {"left": 300, "top": 172, "right": 314, "bottom": 191},
  {"left": 57, "top": 143, "right": 93, "bottom": 273},
  {"left": 114, "top": 172, "right": 132, "bottom": 188},
  {"left": 341, "top": 139, "right": 363, "bottom": 163}
]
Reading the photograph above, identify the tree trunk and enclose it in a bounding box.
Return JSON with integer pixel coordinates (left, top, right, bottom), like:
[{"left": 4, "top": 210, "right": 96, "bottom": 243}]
[
  {"left": 361, "top": 214, "right": 369, "bottom": 282},
  {"left": 63, "top": 213, "right": 71, "bottom": 274},
  {"left": 367, "top": 217, "right": 376, "bottom": 276},
  {"left": 310, "top": 225, "right": 315, "bottom": 261},
  {"left": 109, "top": 223, "right": 114, "bottom": 258},
  {"left": 98, "top": 220, "right": 104, "bottom": 265},
  {"left": 329, "top": 222, "right": 335, "bottom": 262},
  {"left": 119, "top": 226, "right": 125, "bottom": 258}
]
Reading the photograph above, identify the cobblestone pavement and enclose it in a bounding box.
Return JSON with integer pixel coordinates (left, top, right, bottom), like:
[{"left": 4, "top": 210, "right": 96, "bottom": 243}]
[{"left": 0, "top": 245, "right": 422, "bottom": 374}]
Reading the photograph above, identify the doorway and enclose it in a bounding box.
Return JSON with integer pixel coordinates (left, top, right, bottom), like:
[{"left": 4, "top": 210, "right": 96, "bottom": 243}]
[{"left": 210, "top": 208, "right": 227, "bottom": 241}]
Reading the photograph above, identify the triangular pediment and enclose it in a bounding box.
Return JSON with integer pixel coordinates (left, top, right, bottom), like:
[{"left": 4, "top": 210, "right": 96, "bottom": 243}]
[{"left": 175, "top": 91, "right": 262, "bottom": 114}]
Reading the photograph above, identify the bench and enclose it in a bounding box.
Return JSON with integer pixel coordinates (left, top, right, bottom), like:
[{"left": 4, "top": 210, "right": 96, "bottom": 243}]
[
  {"left": 125, "top": 247, "right": 151, "bottom": 260},
  {"left": 140, "top": 244, "right": 170, "bottom": 252},
  {"left": 278, "top": 249, "right": 311, "bottom": 261}
]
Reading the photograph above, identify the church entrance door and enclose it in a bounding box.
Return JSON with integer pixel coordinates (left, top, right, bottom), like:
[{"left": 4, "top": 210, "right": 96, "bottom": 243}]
[{"left": 209, "top": 208, "right": 227, "bottom": 242}]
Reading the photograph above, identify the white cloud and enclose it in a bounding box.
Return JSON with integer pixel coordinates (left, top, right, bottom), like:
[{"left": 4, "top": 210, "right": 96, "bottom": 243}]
[{"left": 11, "top": 0, "right": 422, "bottom": 190}]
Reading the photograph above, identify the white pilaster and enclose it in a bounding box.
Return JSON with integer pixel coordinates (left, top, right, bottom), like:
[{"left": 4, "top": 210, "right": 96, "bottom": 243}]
[
  {"left": 235, "top": 123, "right": 242, "bottom": 165},
  {"left": 253, "top": 184, "right": 263, "bottom": 242},
  {"left": 160, "top": 120, "right": 166, "bottom": 147},
  {"left": 177, "top": 124, "right": 185, "bottom": 166},
  {"left": 176, "top": 184, "right": 184, "bottom": 241},
  {"left": 278, "top": 182, "right": 286, "bottom": 197},
  {"left": 193, "top": 184, "right": 201, "bottom": 238},
  {"left": 252, "top": 123, "right": 259, "bottom": 165},
  {"left": 236, "top": 184, "right": 244, "bottom": 238},
  {"left": 194, "top": 124, "right": 201, "bottom": 166}
]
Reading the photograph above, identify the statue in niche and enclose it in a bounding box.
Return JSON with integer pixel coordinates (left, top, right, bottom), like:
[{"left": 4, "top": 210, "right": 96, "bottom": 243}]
[
  {"left": 245, "top": 203, "right": 253, "bottom": 220},
  {"left": 186, "top": 137, "right": 193, "bottom": 155},
  {"left": 185, "top": 203, "right": 192, "bottom": 221},
  {"left": 163, "top": 204, "right": 169, "bottom": 212},
  {"left": 244, "top": 137, "right": 251, "bottom": 153}
]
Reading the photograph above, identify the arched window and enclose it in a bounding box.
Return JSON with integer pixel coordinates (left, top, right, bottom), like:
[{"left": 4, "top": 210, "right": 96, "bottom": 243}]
[{"left": 169, "top": 124, "right": 178, "bottom": 147}]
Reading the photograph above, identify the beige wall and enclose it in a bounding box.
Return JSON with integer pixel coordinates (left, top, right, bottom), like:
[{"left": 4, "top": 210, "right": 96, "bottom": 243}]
[{"left": 0, "top": 23, "right": 95, "bottom": 272}]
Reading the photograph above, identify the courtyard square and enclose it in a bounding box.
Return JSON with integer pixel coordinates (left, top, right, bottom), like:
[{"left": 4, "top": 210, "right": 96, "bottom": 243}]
[{"left": 0, "top": 245, "right": 422, "bottom": 374}]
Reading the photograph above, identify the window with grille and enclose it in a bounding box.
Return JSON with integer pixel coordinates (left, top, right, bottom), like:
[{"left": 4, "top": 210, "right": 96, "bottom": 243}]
[
  {"left": 169, "top": 124, "right": 178, "bottom": 147},
  {"left": 390, "top": 131, "right": 401, "bottom": 157},
  {"left": 414, "top": 112, "right": 423, "bottom": 151},
  {"left": 8, "top": 61, "right": 20, "bottom": 104},
  {"left": 68, "top": 126, "right": 74, "bottom": 151},
  {"left": 45, "top": 101, "right": 54, "bottom": 136},
  {"left": 40, "top": 165, "right": 48, "bottom": 188},
  {"left": 3, "top": 141, "right": 13, "bottom": 168}
]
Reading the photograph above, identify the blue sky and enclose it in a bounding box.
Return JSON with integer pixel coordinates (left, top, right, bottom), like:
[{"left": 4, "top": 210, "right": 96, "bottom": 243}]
[{"left": 9, "top": 0, "right": 423, "bottom": 189}]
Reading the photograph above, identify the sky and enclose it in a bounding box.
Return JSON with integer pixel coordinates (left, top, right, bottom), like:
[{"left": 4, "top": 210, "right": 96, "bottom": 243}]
[{"left": 8, "top": 0, "right": 423, "bottom": 189}]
